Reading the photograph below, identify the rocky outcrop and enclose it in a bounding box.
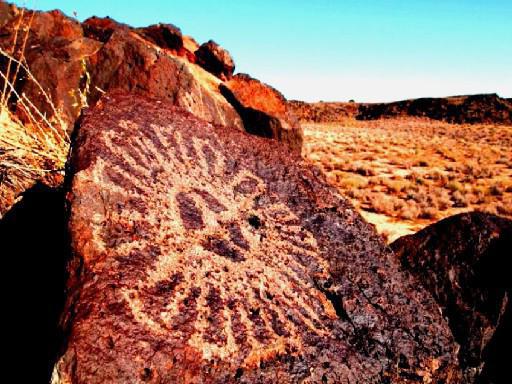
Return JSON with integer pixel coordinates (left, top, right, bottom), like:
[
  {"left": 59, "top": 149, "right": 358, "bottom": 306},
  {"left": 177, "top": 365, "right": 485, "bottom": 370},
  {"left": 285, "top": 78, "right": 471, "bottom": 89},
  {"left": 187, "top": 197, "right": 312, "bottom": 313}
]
[
  {"left": 85, "top": 28, "right": 243, "bottom": 130},
  {"left": 221, "top": 74, "right": 303, "bottom": 152},
  {"left": 357, "top": 94, "right": 512, "bottom": 125},
  {"left": 391, "top": 212, "right": 512, "bottom": 383},
  {"left": 0, "top": 8, "right": 101, "bottom": 130},
  {"left": 52, "top": 92, "right": 461, "bottom": 383},
  {"left": 82, "top": 16, "right": 131, "bottom": 43},
  {"left": 291, "top": 95, "right": 512, "bottom": 125},
  {"left": 195, "top": 40, "right": 235, "bottom": 80},
  {"left": 288, "top": 100, "right": 359, "bottom": 123},
  {"left": 135, "top": 23, "right": 183, "bottom": 51},
  {"left": 0, "top": 6, "right": 244, "bottom": 217}
]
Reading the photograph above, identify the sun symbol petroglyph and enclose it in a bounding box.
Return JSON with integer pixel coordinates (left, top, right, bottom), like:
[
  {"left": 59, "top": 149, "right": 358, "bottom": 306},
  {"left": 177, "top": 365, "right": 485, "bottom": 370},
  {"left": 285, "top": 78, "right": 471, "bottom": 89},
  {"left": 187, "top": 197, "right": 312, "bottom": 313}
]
[{"left": 95, "top": 118, "right": 337, "bottom": 366}]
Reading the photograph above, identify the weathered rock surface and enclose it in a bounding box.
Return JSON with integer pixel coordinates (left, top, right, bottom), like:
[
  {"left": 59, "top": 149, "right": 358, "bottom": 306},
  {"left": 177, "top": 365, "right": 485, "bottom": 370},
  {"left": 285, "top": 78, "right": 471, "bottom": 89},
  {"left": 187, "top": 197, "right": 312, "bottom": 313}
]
[
  {"left": 0, "top": 8, "right": 100, "bottom": 130},
  {"left": 391, "top": 212, "right": 512, "bottom": 383},
  {"left": 53, "top": 92, "right": 461, "bottom": 383},
  {"left": 82, "top": 16, "right": 131, "bottom": 43},
  {"left": 136, "top": 23, "right": 183, "bottom": 51},
  {"left": 195, "top": 40, "right": 235, "bottom": 80},
  {"left": 0, "top": 6, "right": 244, "bottom": 216},
  {"left": 221, "top": 74, "right": 303, "bottom": 152},
  {"left": 86, "top": 28, "right": 243, "bottom": 130}
]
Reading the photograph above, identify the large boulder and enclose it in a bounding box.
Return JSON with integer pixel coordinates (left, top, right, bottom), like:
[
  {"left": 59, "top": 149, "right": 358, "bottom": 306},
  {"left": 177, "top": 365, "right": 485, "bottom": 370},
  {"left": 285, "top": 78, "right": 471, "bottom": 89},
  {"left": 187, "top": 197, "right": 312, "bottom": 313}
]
[
  {"left": 135, "top": 23, "right": 183, "bottom": 52},
  {"left": 391, "top": 212, "right": 512, "bottom": 383},
  {"left": 82, "top": 16, "right": 131, "bottom": 43},
  {"left": 221, "top": 73, "right": 303, "bottom": 153},
  {"left": 86, "top": 29, "right": 243, "bottom": 130},
  {"left": 52, "top": 92, "right": 461, "bottom": 383},
  {"left": 195, "top": 40, "right": 235, "bottom": 81}
]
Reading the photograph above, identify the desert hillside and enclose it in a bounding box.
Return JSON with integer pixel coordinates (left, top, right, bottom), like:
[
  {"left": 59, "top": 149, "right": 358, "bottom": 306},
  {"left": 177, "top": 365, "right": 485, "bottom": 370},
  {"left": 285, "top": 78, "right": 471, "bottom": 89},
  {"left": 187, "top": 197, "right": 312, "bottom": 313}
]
[{"left": 290, "top": 93, "right": 512, "bottom": 125}]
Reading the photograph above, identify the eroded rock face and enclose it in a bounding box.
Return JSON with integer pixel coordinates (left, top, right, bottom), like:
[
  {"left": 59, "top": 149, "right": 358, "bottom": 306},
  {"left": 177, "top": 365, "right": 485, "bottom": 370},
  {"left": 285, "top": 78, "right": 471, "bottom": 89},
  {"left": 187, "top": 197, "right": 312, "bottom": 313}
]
[
  {"left": 87, "top": 29, "right": 243, "bottom": 130},
  {"left": 221, "top": 74, "right": 303, "bottom": 153},
  {"left": 53, "top": 92, "right": 461, "bottom": 383},
  {"left": 82, "top": 16, "right": 131, "bottom": 43},
  {"left": 135, "top": 23, "right": 183, "bottom": 52},
  {"left": 195, "top": 40, "right": 235, "bottom": 80},
  {"left": 0, "top": 8, "right": 101, "bottom": 130},
  {"left": 391, "top": 212, "right": 512, "bottom": 383}
]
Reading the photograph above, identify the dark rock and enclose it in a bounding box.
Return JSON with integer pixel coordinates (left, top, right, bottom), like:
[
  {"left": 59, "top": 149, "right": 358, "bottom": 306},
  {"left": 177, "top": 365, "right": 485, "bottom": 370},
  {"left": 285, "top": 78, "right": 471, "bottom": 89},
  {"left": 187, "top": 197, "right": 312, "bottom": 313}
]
[
  {"left": 221, "top": 73, "right": 303, "bottom": 152},
  {"left": 391, "top": 212, "right": 512, "bottom": 383},
  {"left": 82, "top": 16, "right": 131, "bottom": 43},
  {"left": 357, "top": 94, "right": 512, "bottom": 125},
  {"left": 290, "top": 95, "right": 512, "bottom": 125},
  {"left": 0, "top": 182, "right": 70, "bottom": 383},
  {"left": 53, "top": 92, "right": 461, "bottom": 383},
  {"left": 135, "top": 23, "right": 183, "bottom": 52},
  {"left": 195, "top": 40, "right": 235, "bottom": 80}
]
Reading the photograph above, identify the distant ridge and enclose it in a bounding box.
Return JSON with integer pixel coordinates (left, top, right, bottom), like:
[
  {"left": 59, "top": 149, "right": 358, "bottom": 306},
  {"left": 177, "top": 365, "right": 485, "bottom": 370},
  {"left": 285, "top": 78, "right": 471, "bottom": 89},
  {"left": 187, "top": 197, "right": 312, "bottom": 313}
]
[{"left": 290, "top": 93, "right": 512, "bottom": 125}]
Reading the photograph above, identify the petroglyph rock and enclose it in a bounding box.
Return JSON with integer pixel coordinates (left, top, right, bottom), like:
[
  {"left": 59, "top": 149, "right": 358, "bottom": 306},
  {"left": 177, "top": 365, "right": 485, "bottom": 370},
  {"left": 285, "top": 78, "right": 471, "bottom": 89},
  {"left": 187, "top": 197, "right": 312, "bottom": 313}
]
[{"left": 53, "top": 92, "right": 460, "bottom": 383}]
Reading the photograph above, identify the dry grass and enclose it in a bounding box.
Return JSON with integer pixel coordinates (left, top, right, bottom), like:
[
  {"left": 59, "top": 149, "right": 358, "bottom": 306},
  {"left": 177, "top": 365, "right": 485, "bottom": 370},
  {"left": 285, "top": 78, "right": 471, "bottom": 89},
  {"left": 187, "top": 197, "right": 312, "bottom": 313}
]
[
  {"left": 304, "top": 118, "right": 512, "bottom": 242},
  {"left": 0, "top": 9, "right": 69, "bottom": 216}
]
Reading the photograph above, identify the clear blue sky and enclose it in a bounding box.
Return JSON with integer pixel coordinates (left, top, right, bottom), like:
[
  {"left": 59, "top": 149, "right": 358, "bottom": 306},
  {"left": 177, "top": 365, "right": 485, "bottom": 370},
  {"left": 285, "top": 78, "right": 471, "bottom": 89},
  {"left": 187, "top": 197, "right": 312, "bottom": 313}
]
[{"left": 12, "top": 0, "right": 512, "bottom": 102}]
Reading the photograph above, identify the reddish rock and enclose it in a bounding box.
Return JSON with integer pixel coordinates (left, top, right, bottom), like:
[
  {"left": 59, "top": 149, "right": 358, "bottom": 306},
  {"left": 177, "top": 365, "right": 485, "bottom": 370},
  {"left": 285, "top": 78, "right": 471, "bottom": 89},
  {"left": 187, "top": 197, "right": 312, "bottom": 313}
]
[
  {"left": 391, "top": 212, "right": 512, "bottom": 383},
  {"left": 135, "top": 23, "right": 183, "bottom": 52},
  {"left": 0, "top": 9, "right": 101, "bottom": 128},
  {"left": 53, "top": 92, "right": 461, "bottom": 383},
  {"left": 195, "top": 40, "right": 235, "bottom": 80},
  {"left": 183, "top": 35, "right": 199, "bottom": 54},
  {"left": 221, "top": 73, "right": 303, "bottom": 152},
  {"left": 82, "top": 16, "right": 131, "bottom": 43},
  {"left": 0, "top": 1, "right": 17, "bottom": 27},
  {"left": 87, "top": 29, "right": 242, "bottom": 130}
]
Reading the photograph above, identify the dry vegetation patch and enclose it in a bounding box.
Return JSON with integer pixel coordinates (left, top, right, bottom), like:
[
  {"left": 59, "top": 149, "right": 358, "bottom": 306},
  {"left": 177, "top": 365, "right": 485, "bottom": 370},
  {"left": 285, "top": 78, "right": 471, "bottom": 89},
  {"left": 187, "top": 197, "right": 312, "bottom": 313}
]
[
  {"left": 304, "top": 118, "right": 512, "bottom": 241},
  {"left": 0, "top": 10, "right": 69, "bottom": 217}
]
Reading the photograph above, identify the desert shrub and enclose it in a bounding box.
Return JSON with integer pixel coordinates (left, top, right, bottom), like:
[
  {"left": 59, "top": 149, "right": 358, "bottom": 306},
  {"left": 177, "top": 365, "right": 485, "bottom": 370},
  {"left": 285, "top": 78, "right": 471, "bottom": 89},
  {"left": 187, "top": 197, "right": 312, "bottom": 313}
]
[
  {"left": 488, "top": 184, "right": 504, "bottom": 196},
  {"left": 446, "top": 181, "right": 464, "bottom": 193},
  {"left": 383, "top": 178, "right": 409, "bottom": 193},
  {"left": 398, "top": 200, "right": 420, "bottom": 220},
  {"left": 339, "top": 174, "right": 369, "bottom": 189},
  {"left": 452, "top": 190, "right": 468, "bottom": 207},
  {"left": 418, "top": 206, "right": 438, "bottom": 220},
  {"left": 0, "top": 12, "right": 69, "bottom": 199}
]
